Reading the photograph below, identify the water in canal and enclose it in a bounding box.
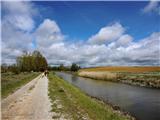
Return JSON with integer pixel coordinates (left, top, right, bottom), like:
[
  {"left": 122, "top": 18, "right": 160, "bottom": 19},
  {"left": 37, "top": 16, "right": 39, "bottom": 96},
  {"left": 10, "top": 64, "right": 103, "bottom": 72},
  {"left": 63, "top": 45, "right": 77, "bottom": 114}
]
[{"left": 55, "top": 72, "right": 160, "bottom": 120}]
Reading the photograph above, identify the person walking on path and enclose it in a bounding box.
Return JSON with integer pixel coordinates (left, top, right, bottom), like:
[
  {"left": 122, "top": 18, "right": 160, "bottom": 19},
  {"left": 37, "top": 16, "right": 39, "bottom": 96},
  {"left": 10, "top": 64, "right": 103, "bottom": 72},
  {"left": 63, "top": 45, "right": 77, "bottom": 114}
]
[{"left": 44, "top": 70, "right": 49, "bottom": 76}]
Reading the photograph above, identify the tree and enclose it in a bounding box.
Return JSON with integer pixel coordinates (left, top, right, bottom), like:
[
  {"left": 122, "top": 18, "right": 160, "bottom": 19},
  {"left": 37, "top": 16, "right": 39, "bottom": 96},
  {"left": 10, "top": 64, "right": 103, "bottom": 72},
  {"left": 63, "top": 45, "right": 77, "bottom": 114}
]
[
  {"left": 1, "top": 63, "right": 8, "bottom": 73},
  {"left": 16, "top": 50, "right": 48, "bottom": 72},
  {"left": 59, "top": 64, "right": 65, "bottom": 71},
  {"left": 32, "top": 50, "right": 48, "bottom": 71},
  {"left": 10, "top": 64, "right": 20, "bottom": 74},
  {"left": 70, "top": 63, "right": 80, "bottom": 72},
  {"left": 1, "top": 50, "right": 48, "bottom": 73}
]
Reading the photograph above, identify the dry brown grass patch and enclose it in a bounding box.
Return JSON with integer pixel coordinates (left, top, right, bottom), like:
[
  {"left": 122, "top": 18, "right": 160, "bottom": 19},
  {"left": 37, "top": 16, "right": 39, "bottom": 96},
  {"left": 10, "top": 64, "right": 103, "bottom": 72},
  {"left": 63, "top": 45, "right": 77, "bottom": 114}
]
[
  {"left": 78, "top": 71, "right": 117, "bottom": 81},
  {"left": 80, "top": 66, "right": 160, "bottom": 73}
]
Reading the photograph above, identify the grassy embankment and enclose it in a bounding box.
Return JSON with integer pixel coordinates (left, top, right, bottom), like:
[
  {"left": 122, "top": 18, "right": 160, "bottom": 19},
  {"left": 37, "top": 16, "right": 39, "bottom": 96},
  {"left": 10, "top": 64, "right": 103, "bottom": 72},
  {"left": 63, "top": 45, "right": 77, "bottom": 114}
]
[
  {"left": 1, "top": 72, "right": 40, "bottom": 98},
  {"left": 48, "top": 72, "right": 134, "bottom": 120},
  {"left": 78, "top": 66, "right": 160, "bottom": 88}
]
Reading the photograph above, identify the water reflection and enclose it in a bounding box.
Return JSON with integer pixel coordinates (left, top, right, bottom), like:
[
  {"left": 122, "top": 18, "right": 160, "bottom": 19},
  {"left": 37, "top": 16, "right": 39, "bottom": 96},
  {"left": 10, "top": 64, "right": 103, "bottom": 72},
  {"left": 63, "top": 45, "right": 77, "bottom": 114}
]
[{"left": 71, "top": 75, "right": 78, "bottom": 83}]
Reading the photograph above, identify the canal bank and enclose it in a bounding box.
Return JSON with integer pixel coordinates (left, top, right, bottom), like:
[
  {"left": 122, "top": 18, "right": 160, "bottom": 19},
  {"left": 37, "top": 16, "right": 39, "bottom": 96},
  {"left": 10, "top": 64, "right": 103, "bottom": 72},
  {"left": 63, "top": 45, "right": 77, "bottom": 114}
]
[
  {"left": 48, "top": 72, "right": 134, "bottom": 120},
  {"left": 55, "top": 72, "right": 160, "bottom": 120}
]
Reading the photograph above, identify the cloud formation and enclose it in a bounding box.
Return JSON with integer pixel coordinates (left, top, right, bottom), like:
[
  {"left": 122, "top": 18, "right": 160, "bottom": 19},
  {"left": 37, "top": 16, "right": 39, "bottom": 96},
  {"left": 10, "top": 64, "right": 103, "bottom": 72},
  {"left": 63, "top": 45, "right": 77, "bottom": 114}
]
[
  {"left": 2, "top": 1, "right": 37, "bottom": 64},
  {"left": 35, "top": 19, "right": 64, "bottom": 47},
  {"left": 88, "top": 23, "right": 125, "bottom": 45},
  {"left": 2, "top": 1, "right": 37, "bottom": 32},
  {"left": 142, "top": 1, "right": 160, "bottom": 15},
  {"left": 33, "top": 19, "right": 160, "bottom": 66},
  {"left": 2, "top": 1, "right": 160, "bottom": 66}
]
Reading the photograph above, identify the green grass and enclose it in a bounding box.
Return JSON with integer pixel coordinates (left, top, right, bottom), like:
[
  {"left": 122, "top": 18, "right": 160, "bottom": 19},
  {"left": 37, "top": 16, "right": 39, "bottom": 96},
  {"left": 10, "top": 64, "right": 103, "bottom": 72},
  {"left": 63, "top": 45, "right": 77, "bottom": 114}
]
[
  {"left": 1, "top": 72, "right": 40, "bottom": 98},
  {"left": 48, "top": 72, "right": 132, "bottom": 120}
]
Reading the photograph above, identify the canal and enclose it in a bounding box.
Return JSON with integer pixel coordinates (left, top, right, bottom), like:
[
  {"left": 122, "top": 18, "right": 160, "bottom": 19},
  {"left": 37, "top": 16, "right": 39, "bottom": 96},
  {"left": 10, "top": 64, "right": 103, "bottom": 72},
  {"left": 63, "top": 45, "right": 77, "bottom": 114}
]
[{"left": 56, "top": 72, "right": 160, "bottom": 120}]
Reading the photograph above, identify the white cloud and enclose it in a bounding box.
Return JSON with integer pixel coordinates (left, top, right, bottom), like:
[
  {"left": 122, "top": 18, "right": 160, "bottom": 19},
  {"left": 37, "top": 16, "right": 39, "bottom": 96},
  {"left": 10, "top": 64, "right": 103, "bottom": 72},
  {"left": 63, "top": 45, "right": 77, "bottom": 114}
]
[
  {"left": 1, "top": 42, "right": 22, "bottom": 64},
  {"left": 107, "top": 34, "right": 133, "bottom": 49},
  {"left": 2, "top": 1, "right": 37, "bottom": 32},
  {"left": 116, "top": 34, "right": 133, "bottom": 46},
  {"left": 38, "top": 31, "right": 159, "bottom": 66},
  {"left": 1, "top": 1, "right": 37, "bottom": 64},
  {"left": 142, "top": 1, "right": 160, "bottom": 15},
  {"left": 88, "top": 22, "right": 125, "bottom": 44},
  {"left": 124, "top": 32, "right": 160, "bottom": 65},
  {"left": 35, "top": 19, "right": 64, "bottom": 47}
]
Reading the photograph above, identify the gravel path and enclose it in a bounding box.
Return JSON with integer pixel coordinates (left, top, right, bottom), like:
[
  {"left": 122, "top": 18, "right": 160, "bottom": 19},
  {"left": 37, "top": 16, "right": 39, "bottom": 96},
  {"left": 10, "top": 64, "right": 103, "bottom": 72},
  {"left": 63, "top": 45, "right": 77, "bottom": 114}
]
[{"left": 2, "top": 74, "right": 53, "bottom": 120}]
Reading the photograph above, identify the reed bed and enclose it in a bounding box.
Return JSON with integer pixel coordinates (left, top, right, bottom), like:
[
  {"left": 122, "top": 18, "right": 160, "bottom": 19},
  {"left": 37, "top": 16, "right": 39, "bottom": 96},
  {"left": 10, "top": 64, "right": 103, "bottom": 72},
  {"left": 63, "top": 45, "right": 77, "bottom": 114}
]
[
  {"left": 78, "top": 71, "right": 118, "bottom": 81},
  {"left": 80, "top": 66, "right": 160, "bottom": 73},
  {"left": 78, "top": 70, "right": 160, "bottom": 88}
]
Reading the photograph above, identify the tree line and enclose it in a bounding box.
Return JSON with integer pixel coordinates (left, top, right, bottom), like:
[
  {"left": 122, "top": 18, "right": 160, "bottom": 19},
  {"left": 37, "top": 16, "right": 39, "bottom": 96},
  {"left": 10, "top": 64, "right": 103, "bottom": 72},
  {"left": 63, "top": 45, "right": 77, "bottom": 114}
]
[
  {"left": 1, "top": 50, "right": 81, "bottom": 74},
  {"left": 48, "top": 63, "right": 81, "bottom": 72},
  {"left": 1, "top": 50, "right": 48, "bottom": 74}
]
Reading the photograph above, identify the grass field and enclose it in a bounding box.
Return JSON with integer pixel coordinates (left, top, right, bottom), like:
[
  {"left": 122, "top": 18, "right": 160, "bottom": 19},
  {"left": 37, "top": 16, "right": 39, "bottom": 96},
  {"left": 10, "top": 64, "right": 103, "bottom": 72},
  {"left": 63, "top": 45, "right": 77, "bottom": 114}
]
[
  {"left": 1, "top": 72, "right": 40, "bottom": 98},
  {"left": 78, "top": 66, "right": 160, "bottom": 88},
  {"left": 48, "top": 72, "right": 133, "bottom": 120}
]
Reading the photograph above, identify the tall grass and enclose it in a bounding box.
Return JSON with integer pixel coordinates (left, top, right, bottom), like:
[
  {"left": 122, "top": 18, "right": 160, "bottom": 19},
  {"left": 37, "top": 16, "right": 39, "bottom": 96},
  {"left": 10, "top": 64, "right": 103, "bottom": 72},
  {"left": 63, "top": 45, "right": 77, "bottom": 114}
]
[
  {"left": 79, "top": 71, "right": 118, "bottom": 81},
  {"left": 81, "top": 66, "right": 160, "bottom": 73},
  {"left": 78, "top": 70, "right": 160, "bottom": 88}
]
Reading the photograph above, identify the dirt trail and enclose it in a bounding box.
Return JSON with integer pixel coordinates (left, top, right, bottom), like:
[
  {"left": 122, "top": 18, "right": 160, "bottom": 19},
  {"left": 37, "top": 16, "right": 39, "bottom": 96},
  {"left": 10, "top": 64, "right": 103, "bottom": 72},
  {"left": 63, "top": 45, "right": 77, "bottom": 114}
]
[{"left": 2, "top": 74, "right": 53, "bottom": 120}]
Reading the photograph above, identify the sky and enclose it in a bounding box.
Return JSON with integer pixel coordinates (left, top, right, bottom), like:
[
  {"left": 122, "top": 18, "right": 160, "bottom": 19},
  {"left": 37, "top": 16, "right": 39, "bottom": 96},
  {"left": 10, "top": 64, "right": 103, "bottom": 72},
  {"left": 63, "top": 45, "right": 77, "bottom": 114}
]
[{"left": 1, "top": 1, "right": 160, "bottom": 67}]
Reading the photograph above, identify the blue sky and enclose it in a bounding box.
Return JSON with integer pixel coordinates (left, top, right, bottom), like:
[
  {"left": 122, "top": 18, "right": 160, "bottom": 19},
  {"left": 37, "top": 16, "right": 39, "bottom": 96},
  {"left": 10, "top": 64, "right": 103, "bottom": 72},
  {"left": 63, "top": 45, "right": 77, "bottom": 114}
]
[
  {"left": 34, "top": 1, "right": 159, "bottom": 41},
  {"left": 2, "top": 1, "right": 160, "bottom": 66}
]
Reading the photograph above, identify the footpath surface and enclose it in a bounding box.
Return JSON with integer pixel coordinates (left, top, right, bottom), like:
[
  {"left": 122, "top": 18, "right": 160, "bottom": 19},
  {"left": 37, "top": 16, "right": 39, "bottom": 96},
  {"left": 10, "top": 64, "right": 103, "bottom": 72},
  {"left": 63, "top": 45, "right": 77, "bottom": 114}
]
[{"left": 2, "top": 74, "right": 53, "bottom": 120}]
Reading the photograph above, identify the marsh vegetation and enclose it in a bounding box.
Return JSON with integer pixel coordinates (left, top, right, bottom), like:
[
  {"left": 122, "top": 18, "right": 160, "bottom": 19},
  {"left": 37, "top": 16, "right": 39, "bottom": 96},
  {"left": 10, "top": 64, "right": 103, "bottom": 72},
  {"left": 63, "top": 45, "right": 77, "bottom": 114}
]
[{"left": 78, "top": 66, "right": 160, "bottom": 88}]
